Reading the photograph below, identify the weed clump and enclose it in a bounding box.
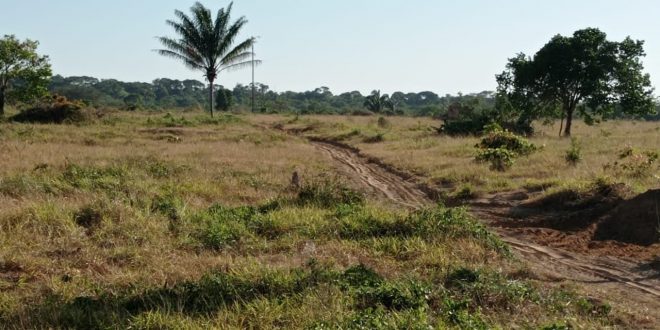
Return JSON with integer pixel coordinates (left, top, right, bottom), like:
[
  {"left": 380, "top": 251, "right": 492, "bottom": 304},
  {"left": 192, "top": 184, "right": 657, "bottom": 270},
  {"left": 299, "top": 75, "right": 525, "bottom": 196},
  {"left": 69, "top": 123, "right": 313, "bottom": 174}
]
[
  {"left": 377, "top": 116, "right": 391, "bottom": 129},
  {"left": 73, "top": 205, "right": 103, "bottom": 229},
  {"left": 194, "top": 205, "right": 257, "bottom": 250},
  {"left": 332, "top": 205, "right": 509, "bottom": 255},
  {"left": 363, "top": 132, "right": 385, "bottom": 143},
  {"left": 296, "top": 178, "right": 365, "bottom": 208}
]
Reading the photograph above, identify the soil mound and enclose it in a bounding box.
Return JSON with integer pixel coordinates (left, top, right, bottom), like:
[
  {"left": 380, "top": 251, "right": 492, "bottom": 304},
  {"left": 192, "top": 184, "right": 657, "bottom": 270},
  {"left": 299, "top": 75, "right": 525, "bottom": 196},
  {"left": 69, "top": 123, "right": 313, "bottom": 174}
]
[
  {"left": 594, "top": 189, "right": 660, "bottom": 246},
  {"left": 518, "top": 182, "right": 631, "bottom": 231}
]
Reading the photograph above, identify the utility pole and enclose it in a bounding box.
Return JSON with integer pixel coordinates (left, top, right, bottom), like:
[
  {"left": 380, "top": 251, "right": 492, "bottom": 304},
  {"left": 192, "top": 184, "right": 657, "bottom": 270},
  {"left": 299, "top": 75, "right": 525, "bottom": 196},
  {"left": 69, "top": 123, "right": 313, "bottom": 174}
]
[{"left": 251, "top": 42, "right": 255, "bottom": 113}]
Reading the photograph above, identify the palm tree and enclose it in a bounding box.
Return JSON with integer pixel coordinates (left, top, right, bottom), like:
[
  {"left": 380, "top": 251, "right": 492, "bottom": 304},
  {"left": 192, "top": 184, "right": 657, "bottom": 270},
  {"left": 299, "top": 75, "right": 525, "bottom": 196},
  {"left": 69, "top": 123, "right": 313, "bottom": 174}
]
[
  {"left": 157, "top": 2, "right": 258, "bottom": 117},
  {"left": 363, "top": 90, "right": 394, "bottom": 113}
]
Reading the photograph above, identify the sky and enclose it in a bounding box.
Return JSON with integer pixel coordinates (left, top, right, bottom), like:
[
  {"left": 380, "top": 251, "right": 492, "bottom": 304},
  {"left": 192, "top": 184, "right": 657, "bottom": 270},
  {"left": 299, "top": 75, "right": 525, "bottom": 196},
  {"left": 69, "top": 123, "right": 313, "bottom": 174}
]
[{"left": 3, "top": 0, "right": 660, "bottom": 95}]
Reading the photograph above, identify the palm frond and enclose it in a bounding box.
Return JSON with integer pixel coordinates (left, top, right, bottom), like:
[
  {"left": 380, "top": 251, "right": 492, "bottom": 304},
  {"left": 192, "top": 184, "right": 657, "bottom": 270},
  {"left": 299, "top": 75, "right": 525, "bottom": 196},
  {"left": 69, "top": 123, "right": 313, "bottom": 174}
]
[
  {"left": 220, "top": 60, "right": 261, "bottom": 73},
  {"left": 157, "top": 49, "right": 204, "bottom": 70},
  {"left": 220, "top": 52, "right": 254, "bottom": 69},
  {"left": 171, "top": 10, "right": 202, "bottom": 47},
  {"left": 220, "top": 38, "right": 254, "bottom": 65},
  {"left": 217, "top": 17, "right": 247, "bottom": 56},
  {"left": 214, "top": 2, "right": 232, "bottom": 45},
  {"left": 158, "top": 37, "right": 204, "bottom": 64}
]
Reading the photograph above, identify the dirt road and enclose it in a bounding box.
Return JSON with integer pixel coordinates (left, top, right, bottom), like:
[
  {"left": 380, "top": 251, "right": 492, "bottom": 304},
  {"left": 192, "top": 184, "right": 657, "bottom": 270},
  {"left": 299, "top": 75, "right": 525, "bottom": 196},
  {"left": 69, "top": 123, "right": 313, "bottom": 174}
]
[{"left": 310, "top": 140, "right": 660, "bottom": 326}]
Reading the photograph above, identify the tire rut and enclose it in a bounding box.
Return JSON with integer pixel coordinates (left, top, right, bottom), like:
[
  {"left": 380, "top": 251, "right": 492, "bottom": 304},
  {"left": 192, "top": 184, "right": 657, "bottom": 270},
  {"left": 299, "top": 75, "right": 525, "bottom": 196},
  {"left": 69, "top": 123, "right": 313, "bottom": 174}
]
[{"left": 310, "top": 140, "right": 660, "bottom": 307}]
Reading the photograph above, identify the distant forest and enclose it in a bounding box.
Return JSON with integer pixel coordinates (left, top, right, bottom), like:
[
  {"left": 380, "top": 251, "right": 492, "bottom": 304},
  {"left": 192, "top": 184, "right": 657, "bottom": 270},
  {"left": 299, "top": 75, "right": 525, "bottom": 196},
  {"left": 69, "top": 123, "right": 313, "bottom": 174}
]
[
  {"left": 49, "top": 75, "right": 496, "bottom": 117},
  {"left": 49, "top": 75, "right": 659, "bottom": 120}
]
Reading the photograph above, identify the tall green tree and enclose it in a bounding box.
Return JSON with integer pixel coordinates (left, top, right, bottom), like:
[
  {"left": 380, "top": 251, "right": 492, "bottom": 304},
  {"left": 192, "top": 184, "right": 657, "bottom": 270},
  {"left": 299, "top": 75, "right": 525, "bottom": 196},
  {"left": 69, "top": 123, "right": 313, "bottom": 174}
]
[
  {"left": 157, "top": 2, "right": 258, "bottom": 117},
  {"left": 363, "top": 90, "right": 394, "bottom": 113},
  {"left": 497, "top": 28, "right": 655, "bottom": 136},
  {"left": 0, "top": 35, "right": 52, "bottom": 116},
  {"left": 215, "top": 87, "right": 232, "bottom": 111}
]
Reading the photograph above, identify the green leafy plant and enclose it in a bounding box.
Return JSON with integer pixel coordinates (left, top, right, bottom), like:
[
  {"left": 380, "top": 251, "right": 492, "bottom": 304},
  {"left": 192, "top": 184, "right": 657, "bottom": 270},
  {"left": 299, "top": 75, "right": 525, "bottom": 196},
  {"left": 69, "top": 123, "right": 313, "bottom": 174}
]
[
  {"left": 476, "top": 147, "right": 516, "bottom": 171},
  {"left": 565, "top": 137, "right": 582, "bottom": 166},
  {"left": 604, "top": 146, "right": 659, "bottom": 178},
  {"left": 475, "top": 129, "right": 536, "bottom": 171}
]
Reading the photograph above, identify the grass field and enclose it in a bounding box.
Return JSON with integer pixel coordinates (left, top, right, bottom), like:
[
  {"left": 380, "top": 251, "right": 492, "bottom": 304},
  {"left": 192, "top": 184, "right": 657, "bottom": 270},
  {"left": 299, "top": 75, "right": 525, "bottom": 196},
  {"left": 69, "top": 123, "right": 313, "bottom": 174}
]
[
  {"left": 266, "top": 114, "right": 660, "bottom": 198},
  {"left": 0, "top": 111, "right": 655, "bottom": 328}
]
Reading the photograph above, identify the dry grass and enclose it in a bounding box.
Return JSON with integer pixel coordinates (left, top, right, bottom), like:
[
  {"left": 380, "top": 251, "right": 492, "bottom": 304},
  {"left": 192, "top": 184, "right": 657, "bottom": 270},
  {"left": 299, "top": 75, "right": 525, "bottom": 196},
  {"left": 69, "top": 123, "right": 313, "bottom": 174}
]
[
  {"left": 0, "top": 111, "right": 645, "bottom": 328},
  {"left": 263, "top": 114, "right": 660, "bottom": 196}
]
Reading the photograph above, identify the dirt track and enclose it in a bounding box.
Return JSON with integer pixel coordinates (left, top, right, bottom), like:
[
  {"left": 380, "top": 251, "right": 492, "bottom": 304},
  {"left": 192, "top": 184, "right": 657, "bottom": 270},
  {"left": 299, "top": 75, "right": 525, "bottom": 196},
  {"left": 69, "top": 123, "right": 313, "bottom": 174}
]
[{"left": 311, "top": 140, "right": 660, "bottom": 326}]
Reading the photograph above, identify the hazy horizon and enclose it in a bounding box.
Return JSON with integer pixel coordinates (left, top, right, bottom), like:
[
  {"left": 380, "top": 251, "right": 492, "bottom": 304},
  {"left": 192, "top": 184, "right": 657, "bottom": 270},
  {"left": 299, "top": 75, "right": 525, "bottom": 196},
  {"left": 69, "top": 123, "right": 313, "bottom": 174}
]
[{"left": 4, "top": 0, "right": 660, "bottom": 95}]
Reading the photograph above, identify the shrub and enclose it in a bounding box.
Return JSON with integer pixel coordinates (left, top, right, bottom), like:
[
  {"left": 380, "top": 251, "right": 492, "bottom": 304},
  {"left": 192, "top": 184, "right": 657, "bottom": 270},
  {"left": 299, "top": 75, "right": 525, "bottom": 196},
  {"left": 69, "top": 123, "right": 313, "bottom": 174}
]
[
  {"left": 604, "top": 147, "right": 658, "bottom": 178},
  {"left": 565, "top": 137, "right": 582, "bottom": 166},
  {"left": 475, "top": 130, "right": 536, "bottom": 156},
  {"left": 441, "top": 116, "right": 492, "bottom": 136},
  {"left": 475, "top": 148, "right": 516, "bottom": 171},
  {"left": 475, "top": 129, "right": 536, "bottom": 171},
  {"left": 11, "top": 95, "right": 94, "bottom": 124},
  {"left": 439, "top": 102, "right": 533, "bottom": 136}
]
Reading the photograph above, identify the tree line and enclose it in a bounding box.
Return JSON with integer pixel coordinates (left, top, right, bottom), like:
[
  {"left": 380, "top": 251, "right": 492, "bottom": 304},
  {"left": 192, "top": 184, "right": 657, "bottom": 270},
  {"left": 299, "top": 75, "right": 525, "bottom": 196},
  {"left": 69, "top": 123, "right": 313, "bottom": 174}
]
[{"left": 48, "top": 75, "right": 498, "bottom": 116}]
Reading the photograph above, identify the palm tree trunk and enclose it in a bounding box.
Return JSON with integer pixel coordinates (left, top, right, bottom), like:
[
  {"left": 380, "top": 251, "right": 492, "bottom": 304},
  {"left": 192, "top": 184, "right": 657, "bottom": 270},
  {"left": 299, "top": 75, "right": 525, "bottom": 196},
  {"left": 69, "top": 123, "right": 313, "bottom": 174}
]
[{"left": 208, "top": 80, "right": 214, "bottom": 118}]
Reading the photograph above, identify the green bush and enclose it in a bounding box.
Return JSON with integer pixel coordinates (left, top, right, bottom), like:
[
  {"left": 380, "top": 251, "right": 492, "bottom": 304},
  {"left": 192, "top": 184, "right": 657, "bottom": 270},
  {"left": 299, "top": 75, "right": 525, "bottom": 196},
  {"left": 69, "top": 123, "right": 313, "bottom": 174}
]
[
  {"left": 439, "top": 102, "right": 533, "bottom": 136},
  {"left": 475, "top": 130, "right": 536, "bottom": 156},
  {"left": 475, "top": 148, "right": 516, "bottom": 171},
  {"left": 475, "top": 129, "right": 536, "bottom": 171},
  {"left": 565, "top": 137, "right": 582, "bottom": 166}
]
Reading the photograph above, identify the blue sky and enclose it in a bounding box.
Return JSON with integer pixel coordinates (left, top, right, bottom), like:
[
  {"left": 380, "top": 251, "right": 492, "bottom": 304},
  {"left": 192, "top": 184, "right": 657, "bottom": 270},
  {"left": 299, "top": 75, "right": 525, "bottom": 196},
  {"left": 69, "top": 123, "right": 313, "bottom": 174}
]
[{"left": 3, "top": 0, "right": 660, "bottom": 95}]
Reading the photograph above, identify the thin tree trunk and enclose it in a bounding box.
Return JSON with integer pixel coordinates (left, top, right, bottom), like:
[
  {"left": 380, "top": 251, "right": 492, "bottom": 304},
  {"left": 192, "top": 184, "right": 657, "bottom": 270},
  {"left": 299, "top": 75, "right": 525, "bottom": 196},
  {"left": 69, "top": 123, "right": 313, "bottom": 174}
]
[
  {"left": 208, "top": 80, "right": 214, "bottom": 118},
  {"left": 558, "top": 111, "right": 564, "bottom": 137},
  {"left": 0, "top": 87, "right": 5, "bottom": 117},
  {"left": 563, "top": 106, "right": 574, "bottom": 137}
]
